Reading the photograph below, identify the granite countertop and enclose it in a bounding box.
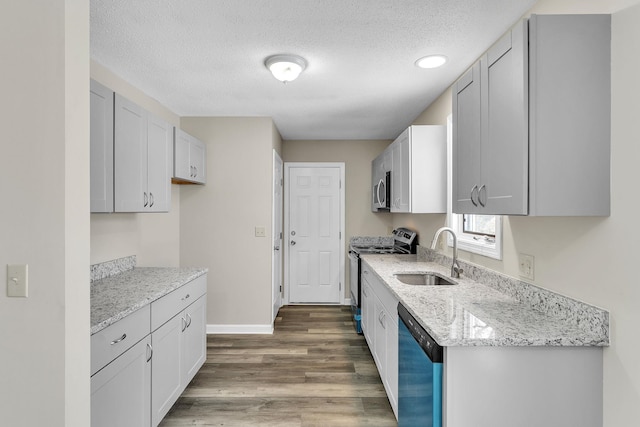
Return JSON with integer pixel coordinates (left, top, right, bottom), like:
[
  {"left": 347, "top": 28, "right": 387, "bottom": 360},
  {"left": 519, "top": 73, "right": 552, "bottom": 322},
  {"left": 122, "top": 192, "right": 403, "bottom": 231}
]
[
  {"left": 361, "top": 253, "right": 608, "bottom": 347},
  {"left": 91, "top": 267, "right": 207, "bottom": 335}
]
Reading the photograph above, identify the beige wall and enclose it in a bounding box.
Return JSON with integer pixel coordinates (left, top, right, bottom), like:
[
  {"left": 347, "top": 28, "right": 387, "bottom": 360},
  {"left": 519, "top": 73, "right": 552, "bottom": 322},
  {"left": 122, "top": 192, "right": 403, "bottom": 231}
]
[
  {"left": 89, "top": 61, "right": 182, "bottom": 267},
  {"left": 282, "top": 140, "right": 393, "bottom": 296},
  {"left": 401, "top": 1, "right": 640, "bottom": 425},
  {"left": 0, "top": 0, "right": 90, "bottom": 425},
  {"left": 180, "top": 117, "right": 278, "bottom": 327}
]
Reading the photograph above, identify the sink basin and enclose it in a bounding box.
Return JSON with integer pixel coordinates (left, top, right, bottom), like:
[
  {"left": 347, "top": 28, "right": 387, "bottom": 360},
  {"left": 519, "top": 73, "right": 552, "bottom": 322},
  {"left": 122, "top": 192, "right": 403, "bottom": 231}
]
[{"left": 394, "top": 272, "right": 457, "bottom": 286}]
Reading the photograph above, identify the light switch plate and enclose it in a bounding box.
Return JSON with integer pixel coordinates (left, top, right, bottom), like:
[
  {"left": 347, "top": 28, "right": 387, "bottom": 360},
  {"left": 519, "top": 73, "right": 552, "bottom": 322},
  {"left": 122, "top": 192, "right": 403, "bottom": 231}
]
[{"left": 7, "top": 264, "right": 28, "bottom": 297}]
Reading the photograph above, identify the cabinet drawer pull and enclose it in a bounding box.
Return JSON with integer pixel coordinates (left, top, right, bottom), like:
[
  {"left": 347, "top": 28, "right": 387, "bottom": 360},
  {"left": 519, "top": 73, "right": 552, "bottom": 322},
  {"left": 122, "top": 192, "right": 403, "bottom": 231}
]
[
  {"left": 181, "top": 316, "right": 188, "bottom": 332},
  {"left": 110, "top": 333, "right": 127, "bottom": 345},
  {"left": 181, "top": 293, "right": 190, "bottom": 301},
  {"left": 478, "top": 184, "right": 486, "bottom": 207},
  {"left": 143, "top": 192, "right": 148, "bottom": 207},
  {"left": 470, "top": 185, "right": 478, "bottom": 207},
  {"left": 146, "top": 343, "right": 153, "bottom": 362},
  {"left": 149, "top": 192, "right": 154, "bottom": 207},
  {"left": 194, "top": 166, "right": 198, "bottom": 177},
  {"left": 362, "top": 288, "right": 368, "bottom": 297},
  {"left": 186, "top": 313, "right": 192, "bottom": 328}
]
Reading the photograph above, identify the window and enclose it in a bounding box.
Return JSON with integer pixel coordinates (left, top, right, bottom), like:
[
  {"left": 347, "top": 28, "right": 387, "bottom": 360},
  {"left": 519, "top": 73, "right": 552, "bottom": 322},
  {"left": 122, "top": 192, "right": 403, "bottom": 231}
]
[{"left": 446, "top": 115, "right": 502, "bottom": 260}]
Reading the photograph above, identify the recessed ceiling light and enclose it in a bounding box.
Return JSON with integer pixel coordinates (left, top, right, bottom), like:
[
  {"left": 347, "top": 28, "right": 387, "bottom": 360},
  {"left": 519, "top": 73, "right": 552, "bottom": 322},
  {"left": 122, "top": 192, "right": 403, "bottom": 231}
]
[
  {"left": 415, "top": 55, "right": 448, "bottom": 69},
  {"left": 265, "top": 54, "right": 307, "bottom": 83}
]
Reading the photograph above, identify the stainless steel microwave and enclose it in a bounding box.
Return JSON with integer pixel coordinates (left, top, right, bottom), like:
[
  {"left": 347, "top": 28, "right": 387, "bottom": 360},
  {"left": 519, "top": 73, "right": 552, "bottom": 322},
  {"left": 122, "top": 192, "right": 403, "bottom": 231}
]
[{"left": 373, "top": 171, "right": 391, "bottom": 212}]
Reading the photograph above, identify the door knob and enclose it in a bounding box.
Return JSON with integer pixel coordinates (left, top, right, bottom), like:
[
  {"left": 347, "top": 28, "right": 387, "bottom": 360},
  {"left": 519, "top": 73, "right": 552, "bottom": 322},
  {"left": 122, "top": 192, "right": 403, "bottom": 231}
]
[{"left": 290, "top": 240, "right": 296, "bottom": 246}]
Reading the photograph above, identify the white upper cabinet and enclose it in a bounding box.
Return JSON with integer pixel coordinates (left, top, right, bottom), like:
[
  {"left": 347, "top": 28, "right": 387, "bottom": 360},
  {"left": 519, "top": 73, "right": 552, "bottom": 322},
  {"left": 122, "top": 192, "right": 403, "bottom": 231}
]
[
  {"left": 452, "top": 14, "right": 611, "bottom": 216},
  {"left": 173, "top": 128, "right": 206, "bottom": 184},
  {"left": 90, "top": 80, "right": 114, "bottom": 213},
  {"left": 114, "top": 94, "right": 173, "bottom": 213},
  {"left": 390, "top": 125, "right": 446, "bottom": 213}
]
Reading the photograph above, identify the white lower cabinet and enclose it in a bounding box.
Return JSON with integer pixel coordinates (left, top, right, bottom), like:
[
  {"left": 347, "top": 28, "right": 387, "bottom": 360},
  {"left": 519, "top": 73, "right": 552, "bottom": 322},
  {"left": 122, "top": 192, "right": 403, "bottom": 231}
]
[
  {"left": 91, "top": 275, "right": 207, "bottom": 427},
  {"left": 91, "top": 336, "right": 152, "bottom": 427},
  {"left": 361, "top": 263, "right": 399, "bottom": 419},
  {"left": 152, "top": 294, "right": 207, "bottom": 426}
]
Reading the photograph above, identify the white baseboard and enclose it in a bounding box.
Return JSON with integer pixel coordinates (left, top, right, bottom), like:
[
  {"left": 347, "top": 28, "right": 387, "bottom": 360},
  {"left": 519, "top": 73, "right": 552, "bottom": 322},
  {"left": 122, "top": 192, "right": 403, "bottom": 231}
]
[{"left": 207, "top": 324, "right": 274, "bottom": 335}]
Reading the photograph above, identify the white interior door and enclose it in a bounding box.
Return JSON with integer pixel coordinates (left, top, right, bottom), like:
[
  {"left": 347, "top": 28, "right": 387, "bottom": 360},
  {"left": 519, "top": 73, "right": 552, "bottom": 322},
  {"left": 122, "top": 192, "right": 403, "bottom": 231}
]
[
  {"left": 286, "top": 164, "right": 343, "bottom": 304},
  {"left": 272, "top": 151, "right": 284, "bottom": 322}
]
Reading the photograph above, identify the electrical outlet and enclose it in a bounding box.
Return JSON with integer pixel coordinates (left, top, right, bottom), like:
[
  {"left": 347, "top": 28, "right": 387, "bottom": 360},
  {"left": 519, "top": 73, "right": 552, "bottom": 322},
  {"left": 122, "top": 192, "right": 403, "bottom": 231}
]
[
  {"left": 255, "top": 226, "right": 266, "bottom": 237},
  {"left": 518, "top": 254, "right": 535, "bottom": 280}
]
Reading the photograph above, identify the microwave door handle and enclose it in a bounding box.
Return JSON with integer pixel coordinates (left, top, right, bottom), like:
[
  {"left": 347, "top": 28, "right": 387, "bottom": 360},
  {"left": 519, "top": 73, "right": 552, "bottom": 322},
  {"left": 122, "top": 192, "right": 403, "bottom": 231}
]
[{"left": 377, "top": 178, "right": 385, "bottom": 205}]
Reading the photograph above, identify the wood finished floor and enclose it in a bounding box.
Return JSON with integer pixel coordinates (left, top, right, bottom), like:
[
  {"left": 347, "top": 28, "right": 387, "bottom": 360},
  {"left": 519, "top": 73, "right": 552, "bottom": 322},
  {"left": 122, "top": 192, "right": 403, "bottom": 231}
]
[{"left": 159, "top": 305, "right": 397, "bottom": 427}]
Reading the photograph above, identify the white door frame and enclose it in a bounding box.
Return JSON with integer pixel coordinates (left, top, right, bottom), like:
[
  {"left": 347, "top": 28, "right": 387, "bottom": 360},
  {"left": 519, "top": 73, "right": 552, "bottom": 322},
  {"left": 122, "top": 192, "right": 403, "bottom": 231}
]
[
  {"left": 272, "top": 150, "right": 283, "bottom": 322},
  {"left": 283, "top": 162, "right": 346, "bottom": 305}
]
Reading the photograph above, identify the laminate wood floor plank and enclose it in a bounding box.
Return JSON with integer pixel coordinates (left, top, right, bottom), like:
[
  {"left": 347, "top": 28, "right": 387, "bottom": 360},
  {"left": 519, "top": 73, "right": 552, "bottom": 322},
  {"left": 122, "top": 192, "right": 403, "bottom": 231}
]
[{"left": 160, "top": 305, "right": 397, "bottom": 426}]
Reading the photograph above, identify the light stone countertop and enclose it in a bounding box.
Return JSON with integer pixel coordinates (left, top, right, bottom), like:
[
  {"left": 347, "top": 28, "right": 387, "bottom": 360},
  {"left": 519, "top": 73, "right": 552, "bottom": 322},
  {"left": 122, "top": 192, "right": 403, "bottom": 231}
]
[
  {"left": 361, "top": 254, "right": 608, "bottom": 347},
  {"left": 91, "top": 267, "right": 207, "bottom": 335}
]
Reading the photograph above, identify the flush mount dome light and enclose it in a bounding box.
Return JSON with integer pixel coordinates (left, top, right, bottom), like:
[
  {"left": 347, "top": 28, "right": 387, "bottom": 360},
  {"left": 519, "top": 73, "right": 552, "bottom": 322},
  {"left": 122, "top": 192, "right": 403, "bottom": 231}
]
[
  {"left": 415, "top": 54, "right": 448, "bottom": 69},
  {"left": 265, "top": 54, "right": 307, "bottom": 83}
]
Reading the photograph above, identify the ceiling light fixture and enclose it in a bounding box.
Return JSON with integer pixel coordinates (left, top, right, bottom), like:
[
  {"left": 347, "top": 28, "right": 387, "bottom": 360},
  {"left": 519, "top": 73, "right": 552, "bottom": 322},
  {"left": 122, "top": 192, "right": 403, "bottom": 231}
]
[
  {"left": 415, "top": 55, "right": 448, "bottom": 69},
  {"left": 265, "top": 54, "right": 307, "bottom": 83}
]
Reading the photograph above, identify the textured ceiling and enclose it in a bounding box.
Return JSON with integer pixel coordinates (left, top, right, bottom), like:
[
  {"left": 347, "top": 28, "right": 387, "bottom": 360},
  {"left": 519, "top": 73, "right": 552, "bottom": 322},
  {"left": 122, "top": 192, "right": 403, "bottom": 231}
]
[{"left": 90, "top": 0, "right": 537, "bottom": 140}]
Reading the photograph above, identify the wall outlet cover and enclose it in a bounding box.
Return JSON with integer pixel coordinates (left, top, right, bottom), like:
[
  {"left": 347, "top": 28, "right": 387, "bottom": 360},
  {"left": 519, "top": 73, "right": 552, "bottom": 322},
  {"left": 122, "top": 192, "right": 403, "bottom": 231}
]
[{"left": 518, "top": 253, "right": 535, "bottom": 281}]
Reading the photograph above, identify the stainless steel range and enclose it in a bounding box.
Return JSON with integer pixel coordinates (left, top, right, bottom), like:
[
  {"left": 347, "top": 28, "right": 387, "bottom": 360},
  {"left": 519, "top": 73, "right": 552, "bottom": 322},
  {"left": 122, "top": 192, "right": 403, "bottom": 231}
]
[{"left": 348, "top": 227, "right": 418, "bottom": 334}]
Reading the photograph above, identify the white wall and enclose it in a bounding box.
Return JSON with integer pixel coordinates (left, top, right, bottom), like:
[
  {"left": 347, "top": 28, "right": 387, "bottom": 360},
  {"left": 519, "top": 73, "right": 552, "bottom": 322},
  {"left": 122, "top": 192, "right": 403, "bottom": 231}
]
[
  {"left": 89, "top": 61, "right": 182, "bottom": 267},
  {"left": 399, "top": 1, "right": 640, "bottom": 425},
  {"left": 179, "top": 117, "right": 279, "bottom": 328},
  {"left": 0, "top": 1, "right": 90, "bottom": 425}
]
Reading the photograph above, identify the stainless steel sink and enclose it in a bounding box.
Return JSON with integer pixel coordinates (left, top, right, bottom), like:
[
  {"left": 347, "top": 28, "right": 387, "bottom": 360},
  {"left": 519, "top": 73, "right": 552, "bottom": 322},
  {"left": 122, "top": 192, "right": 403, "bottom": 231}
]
[{"left": 394, "top": 272, "right": 457, "bottom": 286}]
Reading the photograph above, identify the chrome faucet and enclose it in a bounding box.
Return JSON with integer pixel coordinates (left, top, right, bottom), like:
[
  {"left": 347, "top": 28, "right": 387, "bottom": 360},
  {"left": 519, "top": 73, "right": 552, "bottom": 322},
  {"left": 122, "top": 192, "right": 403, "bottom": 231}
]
[{"left": 430, "top": 227, "right": 463, "bottom": 278}]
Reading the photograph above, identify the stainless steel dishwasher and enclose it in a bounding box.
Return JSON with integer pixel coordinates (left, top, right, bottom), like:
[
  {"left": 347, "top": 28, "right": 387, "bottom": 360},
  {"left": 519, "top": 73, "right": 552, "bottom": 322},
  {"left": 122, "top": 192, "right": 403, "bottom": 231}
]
[{"left": 398, "top": 303, "right": 443, "bottom": 427}]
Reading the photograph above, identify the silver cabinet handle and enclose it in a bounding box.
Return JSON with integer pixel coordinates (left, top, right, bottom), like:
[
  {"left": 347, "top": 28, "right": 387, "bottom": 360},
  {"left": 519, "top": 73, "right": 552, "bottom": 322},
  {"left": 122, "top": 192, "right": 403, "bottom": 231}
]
[
  {"left": 149, "top": 192, "right": 154, "bottom": 207},
  {"left": 470, "top": 185, "right": 478, "bottom": 207},
  {"left": 194, "top": 166, "right": 198, "bottom": 177},
  {"left": 186, "top": 313, "right": 192, "bottom": 328},
  {"left": 146, "top": 343, "right": 153, "bottom": 362},
  {"left": 190, "top": 165, "right": 194, "bottom": 177},
  {"left": 181, "top": 316, "right": 188, "bottom": 332},
  {"left": 362, "top": 286, "right": 368, "bottom": 297},
  {"left": 144, "top": 192, "right": 148, "bottom": 207},
  {"left": 363, "top": 270, "right": 369, "bottom": 275},
  {"left": 110, "top": 333, "right": 127, "bottom": 345},
  {"left": 290, "top": 240, "right": 296, "bottom": 246},
  {"left": 478, "top": 184, "right": 486, "bottom": 207}
]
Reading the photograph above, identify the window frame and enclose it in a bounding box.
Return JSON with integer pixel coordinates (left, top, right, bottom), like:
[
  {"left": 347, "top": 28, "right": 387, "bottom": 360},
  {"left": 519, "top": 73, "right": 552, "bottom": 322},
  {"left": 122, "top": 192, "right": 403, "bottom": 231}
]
[{"left": 446, "top": 115, "right": 503, "bottom": 260}]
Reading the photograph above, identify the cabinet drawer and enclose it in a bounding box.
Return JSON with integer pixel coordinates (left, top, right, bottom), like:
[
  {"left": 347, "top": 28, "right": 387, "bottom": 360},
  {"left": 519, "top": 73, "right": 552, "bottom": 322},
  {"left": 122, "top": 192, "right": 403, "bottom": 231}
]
[
  {"left": 151, "top": 274, "right": 207, "bottom": 331},
  {"left": 91, "top": 304, "right": 151, "bottom": 376},
  {"left": 363, "top": 263, "right": 398, "bottom": 317}
]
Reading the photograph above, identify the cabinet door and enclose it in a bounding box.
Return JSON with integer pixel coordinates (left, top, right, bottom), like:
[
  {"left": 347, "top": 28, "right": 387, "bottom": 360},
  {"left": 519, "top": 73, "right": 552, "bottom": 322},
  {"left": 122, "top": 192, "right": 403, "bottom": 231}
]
[
  {"left": 361, "top": 280, "right": 373, "bottom": 346},
  {"left": 386, "top": 316, "right": 399, "bottom": 418},
  {"left": 90, "top": 80, "right": 114, "bottom": 213},
  {"left": 146, "top": 113, "right": 172, "bottom": 212},
  {"left": 182, "top": 295, "right": 207, "bottom": 384},
  {"left": 480, "top": 20, "right": 528, "bottom": 215},
  {"left": 391, "top": 130, "right": 410, "bottom": 213},
  {"left": 151, "top": 314, "right": 183, "bottom": 426},
  {"left": 91, "top": 336, "right": 151, "bottom": 427},
  {"left": 114, "top": 94, "right": 147, "bottom": 212},
  {"left": 173, "top": 128, "right": 191, "bottom": 181},
  {"left": 452, "top": 63, "right": 482, "bottom": 214},
  {"left": 190, "top": 137, "right": 206, "bottom": 184},
  {"left": 373, "top": 295, "right": 387, "bottom": 378}
]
